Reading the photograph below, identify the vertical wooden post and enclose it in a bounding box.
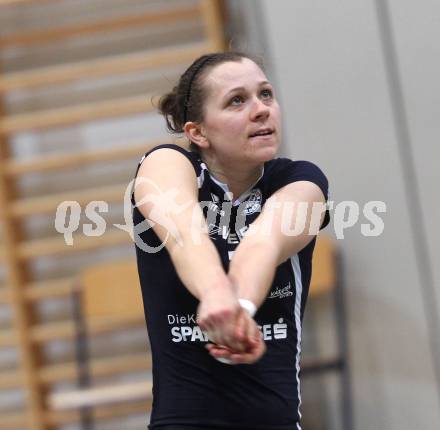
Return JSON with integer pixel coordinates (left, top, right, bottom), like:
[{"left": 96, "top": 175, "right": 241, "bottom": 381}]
[
  {"left": 200, "top": 0, "right": 225, "bottom": 51},
  {"left": 0, "top": 103, "right": 46, "bottom": 430}
]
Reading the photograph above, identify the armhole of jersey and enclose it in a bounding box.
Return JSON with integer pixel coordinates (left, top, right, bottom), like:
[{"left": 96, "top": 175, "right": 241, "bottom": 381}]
[
  {"left": 265, "top": 158, "right": 330, "bottom": 231},
  {"left": 131, "top": 144, "right": 201, "bottom": 207},
  {"left": 320, "top": 207, "right": 330, "bottom": 230}
]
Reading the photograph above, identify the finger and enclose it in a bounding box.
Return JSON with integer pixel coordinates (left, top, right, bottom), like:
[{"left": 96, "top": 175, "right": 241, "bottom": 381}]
[
  {"left": 206, "top": 339, "right": 265, "bottom": 365},
  {"left": 231, "top": 312, "right": 257, "bottom": 352},
  {"left": 205, "top": 343, "right": 231, "bottom": 352},
  {"left": 206, "top": 344, "right": 235, "bottom": 365},
  {"left": 236, "top": 310, "right": 250, "bottom": 344},
  {"left": 230, "top": 338, "right": 266, "bottom": 364},
  {"left": 225, "top": 311, "right": 245, "bottom": 352},
  {"left": 207, "top": 346, "right": 233, "bottom": 358},
  {"left": 230, "top": 350, "right": 259, "bottom": 364},
  {"left": 243, "top": 313, "right": 258, "bottom": 347}
]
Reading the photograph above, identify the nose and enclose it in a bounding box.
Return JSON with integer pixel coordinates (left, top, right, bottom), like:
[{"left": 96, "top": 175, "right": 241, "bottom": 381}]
[{"left": 250, "top": 97, "right": 270, "bottom": 121}]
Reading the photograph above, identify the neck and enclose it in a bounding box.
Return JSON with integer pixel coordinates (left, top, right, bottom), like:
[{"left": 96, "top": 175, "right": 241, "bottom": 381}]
[{"left": 201, "top": 153, "right": 263, "bottom": 199}]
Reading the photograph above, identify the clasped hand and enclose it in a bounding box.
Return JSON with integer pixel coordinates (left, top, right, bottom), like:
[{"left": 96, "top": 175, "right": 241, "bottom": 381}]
[{"left": 197, "top": 285, "right": 266, "bottom": 364}]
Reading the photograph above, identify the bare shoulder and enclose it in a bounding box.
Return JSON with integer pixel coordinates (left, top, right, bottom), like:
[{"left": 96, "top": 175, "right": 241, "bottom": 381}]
[
  {"left": 136, "top": 147, "right": 198, "bottom": 190},
  {"left": 133, "top": 147, "right": 199, "bottom": 218},
  {"left": 269, "top": 180, "right": 325, "bottom": 203},
  {"left": 138, "top": 147, "right": 196, "bottom": 178}
]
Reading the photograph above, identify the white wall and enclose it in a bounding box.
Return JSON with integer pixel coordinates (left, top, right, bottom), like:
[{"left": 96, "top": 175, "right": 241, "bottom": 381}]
[{"left": 235, "top": 1, "right": 440, "bottom": 429}]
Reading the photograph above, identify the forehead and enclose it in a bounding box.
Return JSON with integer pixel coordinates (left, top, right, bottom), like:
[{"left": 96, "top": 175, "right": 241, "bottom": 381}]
[{"left": 203, "top": 58, "right": 268, "bottom": 96}]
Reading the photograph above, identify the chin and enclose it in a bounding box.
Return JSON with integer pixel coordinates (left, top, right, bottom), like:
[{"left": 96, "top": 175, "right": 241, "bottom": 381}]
[{"left": 256, "top": 144, "right": 279, "bottom": 162}]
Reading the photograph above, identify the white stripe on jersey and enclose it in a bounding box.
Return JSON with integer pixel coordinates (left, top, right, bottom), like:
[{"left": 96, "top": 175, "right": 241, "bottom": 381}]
[
  {"left": 290, "top": 254, "right": 303, "bottom": 429},
  {"left": 197, "top": 162, "right": 209, "bottom": 188}
]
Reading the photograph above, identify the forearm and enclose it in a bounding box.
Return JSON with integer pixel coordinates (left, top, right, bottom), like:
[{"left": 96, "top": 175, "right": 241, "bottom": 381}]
[
  {"left": 134, "top": 148, "right": 234, "bottom": 302},
  {"left": 168, "top": 233, "right": 232, "bottom": 301},
  {"left": 228, "top": 181, "right": 326, "bottom": 309},
  {"left": 228, "top": 240, "right": 280, "bottom": 308},
  {"left": 169, "top": 231, "right": 251, "bottom": 353}
]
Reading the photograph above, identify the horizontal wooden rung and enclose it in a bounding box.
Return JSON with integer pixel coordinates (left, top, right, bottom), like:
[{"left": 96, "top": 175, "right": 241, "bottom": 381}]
[
  {"left": 11, "top": 183, "right": 128, "bottom": 218},
  {"left": 18, "top": 228, "right": 132, "bottom": 261},
  {"left": 0, "top": 286, "right": 11, "bottom": 303},
  {"left": 0, "top": 368, "right": 23, "bottom": 389},
  {"left": 0, "top": 4, "right": 200, "bottom": 48},
  {"left": 40, "top": 352, "right": 152, "bottom": 385},
  {"left": 0, "top": 410, "right": 27, "bottom": 429},
  {"left": 0, "top": 0, "right": 49, "bottom": 6},
  {"left": 0, "top": 328, "right": 17, "bottom": 347},
  {"left": 0, "top": 95, "right": 153, "bottom": 135},
  {"left": 0, "top": 43, "right": 207, "bottom": 91},
  {"left": 45, "top": 399, "right": 152, "bottom": 426},
  {"left": 31, "top": 314, "right": 145, "bottom": 343},
  {"left": 49, "top": 379, "right": 152, "bottom": 410},
  {"left": 3, "top": 138, "right": 171, "bottom": 176},
  {"left": 24, "top": 276, "right": 76, "bottom": 301},
  {"left": 301, "top": 356, "right": 344, "bottom": 375}
]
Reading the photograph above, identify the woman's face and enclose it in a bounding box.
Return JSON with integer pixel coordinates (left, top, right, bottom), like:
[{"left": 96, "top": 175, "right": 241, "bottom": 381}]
[{"left": 199, "top": 58, "right": 281, "bottom": 166}]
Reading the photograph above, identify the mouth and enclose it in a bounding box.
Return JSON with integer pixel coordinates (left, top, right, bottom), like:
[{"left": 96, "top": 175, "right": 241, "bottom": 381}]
[{"left": 249, "top": 128, "right": 275, "bottom": 138}]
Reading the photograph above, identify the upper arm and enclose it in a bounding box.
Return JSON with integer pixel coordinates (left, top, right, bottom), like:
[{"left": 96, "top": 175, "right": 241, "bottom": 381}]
[
  {"left": 133, "top": 148, "right": 205, "bottom": 253},
  {"left": 247, "top": 180, "right": 327, "bottom": 262}
]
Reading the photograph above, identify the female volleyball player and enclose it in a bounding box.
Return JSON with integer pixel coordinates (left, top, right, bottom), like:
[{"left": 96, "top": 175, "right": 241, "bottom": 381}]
[{"left": 131, "top": 52, "right": 330, "bottom": 429}]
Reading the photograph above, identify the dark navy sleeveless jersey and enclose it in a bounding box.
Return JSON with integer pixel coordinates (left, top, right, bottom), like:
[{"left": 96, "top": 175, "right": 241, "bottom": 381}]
[{"left": 131, "top": 144, "right": 330, "bottom": 430}]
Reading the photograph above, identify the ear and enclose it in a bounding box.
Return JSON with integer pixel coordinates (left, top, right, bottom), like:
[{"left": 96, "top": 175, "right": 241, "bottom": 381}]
[{"left": 183, "top": 122, "right": 209, "bottom": 149}]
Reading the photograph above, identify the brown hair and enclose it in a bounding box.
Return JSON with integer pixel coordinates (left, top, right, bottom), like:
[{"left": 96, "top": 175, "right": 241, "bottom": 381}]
[{"left": 158, "top": 52, "right": 263, "bottom": 150}]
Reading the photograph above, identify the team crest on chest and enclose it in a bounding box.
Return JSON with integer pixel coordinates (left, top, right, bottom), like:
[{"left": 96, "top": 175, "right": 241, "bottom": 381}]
[
  {"left": 243, "top": 189, "right": 262, "bottom": 215},
  {"left": 210, "top": 193, "right": 220, "bottom": 204}
]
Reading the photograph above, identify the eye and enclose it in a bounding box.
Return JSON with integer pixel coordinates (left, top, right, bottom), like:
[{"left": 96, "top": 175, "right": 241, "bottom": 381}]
[
  {"left": 260, "top": 88, "right": 273, "bottom": 99},
  {"left": 229, "top": 95, "right": 244, "bottom": 106}
]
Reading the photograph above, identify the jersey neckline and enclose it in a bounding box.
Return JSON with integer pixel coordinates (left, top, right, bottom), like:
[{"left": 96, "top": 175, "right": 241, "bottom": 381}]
[{"left": 202, "top": 162, "right": 265, "bottom": 207}]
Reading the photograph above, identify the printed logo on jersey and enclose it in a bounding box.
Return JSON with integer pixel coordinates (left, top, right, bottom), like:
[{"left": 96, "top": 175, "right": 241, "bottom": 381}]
[
  {"left": 207, "top": 223, "right": 221, "bottom": 237},
  {"left": 211, "top": 193, "right": 220, "bottom": 204},
  {"left": 167, "top": 313, "right": 288, "bottom": 343},
  {"left": 168, "top": 313, "right": 209, "bottom": 343},
  {"left": 207, "top": 192, "right": 227, "bottom": 217},
  {"left": 268, "top": 282, "right": 294, "bottom": 299},
  {"left": 242, "top": 189, "right": 262, "bottom": 215},
  {"left": 258, "top": 318, "right": 288, "bottom": 340},
  {"left": 208, "top": 223, "right": 229, "bottom": 240}
]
